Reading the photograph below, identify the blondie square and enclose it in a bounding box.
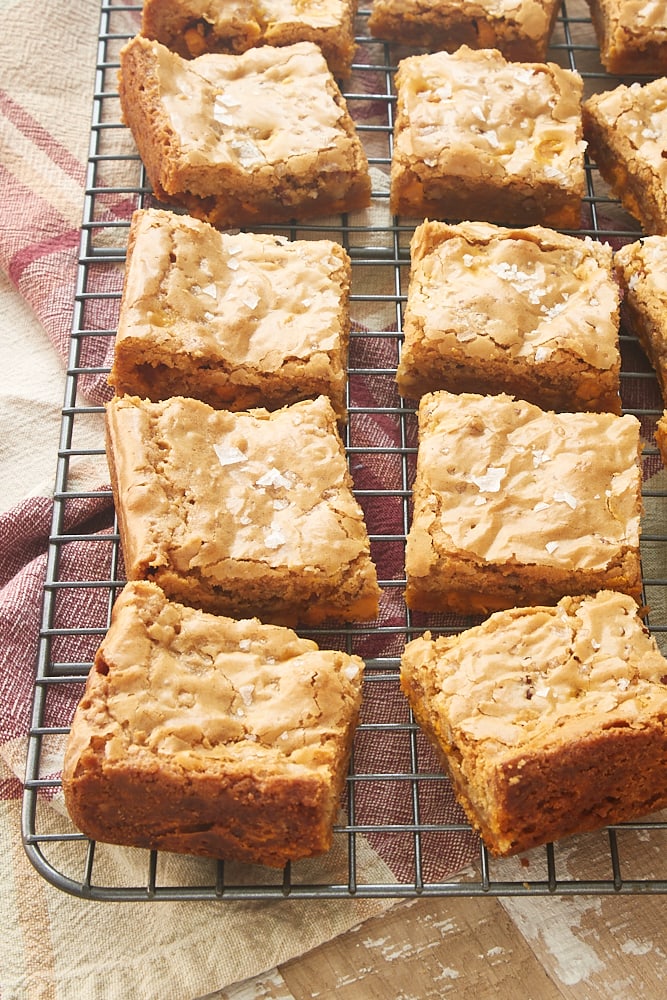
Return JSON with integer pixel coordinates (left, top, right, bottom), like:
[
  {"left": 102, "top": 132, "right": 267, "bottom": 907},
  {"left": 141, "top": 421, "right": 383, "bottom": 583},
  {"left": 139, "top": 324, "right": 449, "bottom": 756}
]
[
  {"left": 583, "top": 78, "right": 667, "bottom": 237},
  {"left": 118, "top": 36, "right": 371, "bottom": 228},
  {"left": 141, "top": 0, "right": 358, "bottom": 77},
  {"left": 110, "top": 209, "right": 352, "bottom": 421},
  {"left": 105, "top": 394, "right": 380, "bottom": 626},
  {"left": 390, "top": 47, "right": 586, "bottom": 228},
  {"left": 586, "top": 0, "right": 667, "bottom": 74},
  {"left": 396, "top": 220, "right": 621, "bottom": 414},
  {"left": 401, "top": 591, "right": 667, "bottom": 857},
  {"left": 63, "top": 581, "right": 365, "bottom": 866},
  {"left": 405, "top": 391, "right": 643, "bottom": 616},
  {"left": 615, "top": 235, "right": 667, "bottom": 406},
  {"left": 369, "top": 0, "right": 560, "bottom": 61}
]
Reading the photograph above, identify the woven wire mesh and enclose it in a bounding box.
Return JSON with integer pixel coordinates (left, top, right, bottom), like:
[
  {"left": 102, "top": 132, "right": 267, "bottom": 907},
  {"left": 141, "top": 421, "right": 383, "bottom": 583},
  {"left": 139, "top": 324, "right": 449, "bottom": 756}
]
[{"left": 21, "top": 0, "right": 667, "bottom": 899}]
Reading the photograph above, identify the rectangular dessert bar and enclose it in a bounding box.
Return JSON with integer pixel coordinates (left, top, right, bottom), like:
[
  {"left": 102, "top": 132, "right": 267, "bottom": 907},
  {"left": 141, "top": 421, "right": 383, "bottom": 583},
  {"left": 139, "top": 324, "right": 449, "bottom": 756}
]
[
  {"left": 405, "top": 390, "right": 643, "bottom": 616},
  {"left": 118, "top": 36, "right": 371, "bottom": 228},
  {"left": 390, "top": 46, "right": 586, "bottom": 228},
  {"left": 110, "top": 208, "right": 352, "bottom": 421},
  {"left": 105, "top": 394, "right": 381, "bottom": 626},
  {"left": 63, "top": 581, "right": 365, "bottom": 867},
  {"left": 369, "top": 0, "right": 561, "bottom": 62},
  {"left": 615, "top": 235, "right": 667, "bottom": 406},
  {"left": 396, "top": 219, "right": 621, "bottom": 414},
  {"left": 141, "top": 0, "right": 358, "bottom": 78},
  {"left": 583, "top": 78, "right": 667, "bottom": 237},
  {"left": 586, "top": 0, "right": 667, "bottom": 74},
  {"left": 401, "top": 590, "right": 667, "bottom": 857}
]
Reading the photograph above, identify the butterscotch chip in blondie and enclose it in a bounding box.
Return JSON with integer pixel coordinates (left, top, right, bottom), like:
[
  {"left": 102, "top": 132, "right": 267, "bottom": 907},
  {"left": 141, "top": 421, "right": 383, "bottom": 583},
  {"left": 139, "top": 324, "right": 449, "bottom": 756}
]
[
  {"left": 118, "top": 36, "right": 371, "bottom": 228},
  {"left": 110, "top": 209, "right": 351, "bottom": 421},
  {"left": 586, "top": 0, "right": 667, "bottom": 74},
  {"left": 583, "top": 79, "right": 667, "bottom": 237},
  {"left": 141, "top": 0, "right": 357, "bottom": 77},
  {"left": 400, "top": 590, "right": 667, "bottom": 857},
  {"left": 405, "top": 391, "right": 643, "bottom": 616},
  {"left": 105, "top": 394, "right": 380, "bottom": 626},
  {"left": 396, "top": 220, "right": 621, "bottom": 414},
  {"left": 615, "top": 236, "right": 667, "bottom": 406},
  {"left": 369, "top": 0, "right": 560, "bottom": 61},
  {"left": 62, "top": 580, "right": 365, "bottom": 867},
  {"left": 390, "top": 47, "right": 586, "bottom": 228}
]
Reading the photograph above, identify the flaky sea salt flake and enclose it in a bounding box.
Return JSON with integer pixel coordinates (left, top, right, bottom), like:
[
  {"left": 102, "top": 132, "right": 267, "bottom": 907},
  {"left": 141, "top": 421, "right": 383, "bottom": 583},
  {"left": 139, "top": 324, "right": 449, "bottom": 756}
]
[
  {"left": 553, "top": 490, "right": 578, "bottom": 509},
  {"left": 213, "top": 443, "right": 246, "bottom": 467},
  {"left": 257, "top": 468, "right": 292, "bottom": 489},
  {"left": 470, "top": 466, "right": 506, "bottom": 492}
]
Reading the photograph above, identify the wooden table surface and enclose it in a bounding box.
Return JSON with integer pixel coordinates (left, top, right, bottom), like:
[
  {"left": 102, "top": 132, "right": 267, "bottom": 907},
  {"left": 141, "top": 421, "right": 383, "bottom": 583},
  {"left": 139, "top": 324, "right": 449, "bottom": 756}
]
[{"left": 214, "top": 823, "right": 667, "bottom": 1000}]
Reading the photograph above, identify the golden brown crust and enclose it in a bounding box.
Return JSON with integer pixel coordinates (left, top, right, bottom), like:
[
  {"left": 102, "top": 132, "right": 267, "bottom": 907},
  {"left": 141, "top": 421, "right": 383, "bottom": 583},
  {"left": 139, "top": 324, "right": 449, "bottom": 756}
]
[
  {"left": 118, "top": 36, "right": 371, "bottom": 227},
  {"left": 369, "top": 0, "right": 561, "bottom": 61},
  {"left": 105, "top": 394, "right": 381, "bottom": 626},
  {"left": 615, "top": 236, "right": 667, "bottom": 408},
  {"left": 401, "top": 591, "right": 667, "bottom": 856},
  {"left": 396, "top": 220, "right": 621, "bottom": 413},
  {"left": 405, "top": 391, "right": 643, "bottom": 616},
  {"left": 586, "top": 0, "right": 667, "bottom": 74},
  {"left": 390, "top": 47, "right": 586, "bottom": 228},
  {"left": 63, "top": 581, "right": 364, "bottom": 866},
  {"left": 583, "top": 79, "right": 667, "bottom": 237},
  {"left": 110, "top": 208, "right": 351, "bottom": 421},
  {"left": 141, "top": 0, "right": 358, "bottom": 77}
]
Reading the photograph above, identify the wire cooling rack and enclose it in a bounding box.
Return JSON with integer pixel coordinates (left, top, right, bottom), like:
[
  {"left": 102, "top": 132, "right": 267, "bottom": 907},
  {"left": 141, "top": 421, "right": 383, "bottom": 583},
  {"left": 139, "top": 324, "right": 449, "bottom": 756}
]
[{"left": 21, "top": 0, "right": 667, "bottom": 900}]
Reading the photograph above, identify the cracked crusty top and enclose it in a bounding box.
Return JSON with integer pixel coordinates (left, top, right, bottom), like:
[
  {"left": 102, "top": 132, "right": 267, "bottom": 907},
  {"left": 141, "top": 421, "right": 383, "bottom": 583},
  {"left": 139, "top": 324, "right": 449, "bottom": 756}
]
[
  {"left": 602, "top": 0, "right": 667, "bottom": 33},
  {"left": 584, "top": 77, "right": 667, "bottom": 184},
  {"left": 402, "top": 220, "right": 619, "bottom": 369},
  {"left": 123, "top": 35, "right": 354, "bottom": 170},
  {"left": 401, "top": 591, "right": 667, "bottom": 751},
  {"left": 615, "top": 233, "right": 667, "bottom": 298},
  {"left": 65, "top": 581, "right": 364, "bottom": 772},
  {"left": 117, "top": 208, "right": 350, "bottom": 367},
  {"left": 372, "top": 0, "right": 554, "bottom": 38},
  {"left": 149, "top": 0, "right": 353, "bottom": 32},
  {"left": 394, "top": 46, "right": 586, "bottom": 187},
  {"left": 408, "top": 391, "right": 642, "bottom": 569},
  {"left": 105, "top": 394, "right": 374, "bottom": 581}
]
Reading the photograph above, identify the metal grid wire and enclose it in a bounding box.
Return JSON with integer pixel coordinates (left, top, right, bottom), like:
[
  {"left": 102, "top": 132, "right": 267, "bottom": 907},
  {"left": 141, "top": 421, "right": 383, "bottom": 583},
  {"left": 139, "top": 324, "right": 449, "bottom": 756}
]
[{"left": 21, "top": 0, "right": 667, "bottom": 900}]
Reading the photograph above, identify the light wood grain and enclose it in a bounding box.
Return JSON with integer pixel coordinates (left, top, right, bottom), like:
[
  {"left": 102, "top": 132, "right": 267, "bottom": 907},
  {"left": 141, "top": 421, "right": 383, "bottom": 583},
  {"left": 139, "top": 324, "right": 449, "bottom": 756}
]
[{"left": 218, "top": 819, "right": 667, "bottom": 1000}]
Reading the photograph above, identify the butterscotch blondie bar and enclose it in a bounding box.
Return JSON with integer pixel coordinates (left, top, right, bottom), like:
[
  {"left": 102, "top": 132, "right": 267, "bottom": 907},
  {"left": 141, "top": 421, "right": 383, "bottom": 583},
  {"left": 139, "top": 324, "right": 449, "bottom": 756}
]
[
  {"left": 583, "top": 78, "right": 667, "bottom": 236},
  {"left": 390, "top": 47, "right": 586, "bottom": 228},
  {"left": 63, "top": 581, "right": 365, "bottom": 866},
  {"left": 396, "top": 220, "right": 621, "bottom": 413},
  {"left": 141, "top": 0, "right": 358, "bottom": 77},
  {"left": 405, "top": 391, "right": 643, "bottom": 616},
  {"left": 141, "top": 0, "right": 357, "bottom": 78},
  {"left": 401, "top": 591, "right": 667, "bottom": 857},
  {"left": 369, "top": 0, "right": 560, "bottom": 61},
  {"left": 586, "top": 0, "right": 667, "bottom": 74},
  {"left": 105, "top": 394, "right": 380, "bottom": 626},
  {"left": 615, "top": 235, "right": 667, "bottom": 406},
  {"left": 118, "top": 36, "right": 371, "bottom": 228},
  {"left": 110, "top": 209, "right": 351, "bottom": 420}
]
